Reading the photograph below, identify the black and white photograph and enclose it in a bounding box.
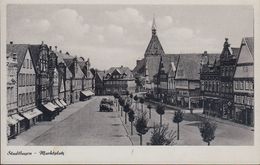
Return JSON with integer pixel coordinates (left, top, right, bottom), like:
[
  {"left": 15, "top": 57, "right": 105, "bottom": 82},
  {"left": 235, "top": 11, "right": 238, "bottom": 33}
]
[{"left": 1, "top": 0, "right": 260, "bottom": 164}]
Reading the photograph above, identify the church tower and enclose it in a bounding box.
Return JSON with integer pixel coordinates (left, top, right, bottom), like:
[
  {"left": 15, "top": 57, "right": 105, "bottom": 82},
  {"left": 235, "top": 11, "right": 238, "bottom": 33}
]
[{"left": 144, "top": 16, "right": 165, "bottom": 57}]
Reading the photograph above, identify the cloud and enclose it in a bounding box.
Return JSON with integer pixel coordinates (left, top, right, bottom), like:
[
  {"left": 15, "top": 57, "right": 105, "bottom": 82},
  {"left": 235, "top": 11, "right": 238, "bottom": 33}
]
[
  {"left": 19, "top": 18, "right": 50, "bottom": 33},
  {"left": 105, "top": 8, "right": 145, "bottom": 26},
  {"left": 51, "top": 8, "right": 90, "bottom": 39}
]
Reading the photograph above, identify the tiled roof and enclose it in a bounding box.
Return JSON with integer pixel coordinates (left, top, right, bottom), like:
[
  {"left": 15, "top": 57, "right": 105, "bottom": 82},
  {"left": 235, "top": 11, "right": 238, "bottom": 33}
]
[
  {"left": 244, "top": 37, "right": 254, "bottom": 57},
  {"left": 28, "top": 45, "right": 43, "bottom": 71},
  {"left": 207, "top": 53, "right": 220, "bottom": 65},
  {"left": 175, "top": 54, "right": 202, "bottom": 80},
  {"left": 7, "top": 44, "right": 29, "bottom": 71},
  {"left": 104, "top": 66, "right": 134, "bottom": 80},
  {"left": 133, "top": 58, "right": 145, "bottom": 75},
  {"left": 163, "top": 54, "right": 180, "bottom": 73},
  {"left": 146, "top": 56, "right": 161, "bottom": 81},
  {"left": 144, "top": 34, "right": 165, "bottom": 57}
]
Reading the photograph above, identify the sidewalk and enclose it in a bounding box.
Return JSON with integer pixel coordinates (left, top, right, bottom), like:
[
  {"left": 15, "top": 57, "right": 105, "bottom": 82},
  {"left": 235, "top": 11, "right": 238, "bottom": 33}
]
[{"left": 8, "top": 97, "right": 98, "bottom": 146}]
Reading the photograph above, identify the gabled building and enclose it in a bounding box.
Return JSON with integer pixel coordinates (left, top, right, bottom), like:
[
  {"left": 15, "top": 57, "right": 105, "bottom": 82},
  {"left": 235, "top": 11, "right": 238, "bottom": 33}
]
[
  {"left": 175, "top": 54, "right": 202, "bottom": 109},
  {"left": 56, "top": 50, "right": 72, "bottom": 106},
  {"left": 233, "top": 37, "right": 254, "bottom": 126},
  {"left": 95, "top": 70, "right": 105, "bottom": 95},
  {"left": 29, "top": 42, "right": 59, "bottom": 121},
  {"left": 63, "top": 54, "right": 85, "bottom": 103},
  {"left": 133, "top": 17, "right": 165, "bottom": 90},
  {"left": 78, "top": 57, "right": 95, "bottom": 100},
  {"left": 200, "top": 51, "right": 221, "bottom": 117},
  {"left": 103, "top": 66, "right": 135, "bottom": 95},
  {"left": 219, "top": 38, "right": 239, "bottom": 119},
  {"left": 6, "top": 42, "right": 19, "bottom": 139},
  {"left": 7, "top": 43, "right": 43, "bottom": 136}
]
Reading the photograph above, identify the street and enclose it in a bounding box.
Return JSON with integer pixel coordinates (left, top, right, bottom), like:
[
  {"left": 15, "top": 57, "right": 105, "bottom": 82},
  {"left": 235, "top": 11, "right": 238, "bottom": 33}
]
[{"left": 9, "top": 96, "right": 253, "bottom": 146}]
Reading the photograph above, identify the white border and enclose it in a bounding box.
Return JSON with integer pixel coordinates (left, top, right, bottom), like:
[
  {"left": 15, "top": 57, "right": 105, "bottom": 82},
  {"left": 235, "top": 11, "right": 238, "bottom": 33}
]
[{"left": 1, "top": 0, "right": 260, "bottom": 164}]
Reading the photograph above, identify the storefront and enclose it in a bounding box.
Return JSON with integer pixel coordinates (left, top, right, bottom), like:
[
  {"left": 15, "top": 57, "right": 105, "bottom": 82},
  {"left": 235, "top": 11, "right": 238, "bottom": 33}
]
[
  {"left": 7, "top": 117, "right": 18, "bottom": 139},
  {"left": 22, "top": 108, "right": 43, "bottom": 129},
  {"left": 59, "top": 99, "right": 68, "bottom": 107},
  {"left": 54, "top": 99, "right": 65, "bottom": 110},
  {"left": 41, "top": 102, "right": 59, "bottom": 121},
  {"left": 235, "top": 105, "right": 254, "bottom": 126},
  {"left": 11, "top": 114, "right": 25, "bottom": 134}
]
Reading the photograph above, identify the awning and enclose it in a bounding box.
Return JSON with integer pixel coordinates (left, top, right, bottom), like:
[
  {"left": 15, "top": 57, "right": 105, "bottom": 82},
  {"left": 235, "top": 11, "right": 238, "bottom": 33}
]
[
  {"left": 12, "top": 114, "right": 24, "bottom": 121},
  {"left": 81, "top": 90, "right": 94, "bottom": 97},
  {"left": 8, "top": 117, "right": 18, "bottom": 125},
  {"left": 22, "top": 108, "right": 43, "bottom": 120},
  {"left": 54, "top": 99, "right": 64, "bottom": 108},
  {"left": 49, "top": 102, "right": 60, "bottom": 109},
  {"left": 59, "top": 99, "right": 67, "bottom": 106},
  {"left": 43, "top": 102, "right": 56, "bottom": 112}
]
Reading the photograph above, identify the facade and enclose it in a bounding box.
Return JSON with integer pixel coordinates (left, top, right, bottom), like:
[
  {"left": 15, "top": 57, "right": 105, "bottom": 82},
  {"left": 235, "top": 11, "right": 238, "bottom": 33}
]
[
  {"left": 103, "top": 66, "right": 136, "bottom": 95},
  {"left": 175, "top": 54, "right": 202, "bottom": 109},
  {"left": 95, "top": 71, "right": 105, "bottom": 95},
  {"left": 233, "top": 37, "right": 254, "bottom": 126},
  {"left": 78, "top": 57, "right": 95, "bottom": 100},
  {"left": 30, "top": 43, "right": 59, "bottom": 121},
  {"left": 219, "top": 39, "right": 239, "bottom": 119},
  {"left": 6, "top": 43, "right": 19, "bottom": 139}
]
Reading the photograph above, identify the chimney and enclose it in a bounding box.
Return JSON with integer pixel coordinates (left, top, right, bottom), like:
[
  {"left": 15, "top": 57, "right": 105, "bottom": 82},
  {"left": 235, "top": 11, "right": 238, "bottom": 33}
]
[
  {"left": 49, "top": 46, "right": 52, "bottom": 50},
  {"left": 66, "top": 52, "right": 70, "bottom": 55},
  {"left": 10, "top": 41, "right": 13, "bottom": 44},
  {"left": 59, "top": 50, "right": 62, "bottom": 53},
  {"left": 55, "top": 46, "right": 57, "bottom": 51}
]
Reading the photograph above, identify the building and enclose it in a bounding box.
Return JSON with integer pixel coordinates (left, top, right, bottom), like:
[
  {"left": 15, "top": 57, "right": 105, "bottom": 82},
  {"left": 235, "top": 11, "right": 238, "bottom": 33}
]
[
  {"left": 219, "top": 38, "right": 239, "bottom": 119},
  {"left": 153, "top": 54, "right": 180, "bottom": 103},
  {"left": 63, "top": 54, "right": 85, "bottom": 103},
  {"left": 6, "top": 43, "right": 19, "bottom": 139},
  {"left": 233, "top": 37, "right": 254, "bottom": 126},
  {"left": 200, "top": 51, "right": 221, "bottom": 117},
  {"left": 103, "top": 66, "right": 136, "bottom": 95},
  {"left": 78, "top": 57, "right": 95, "bottom": 100},
  {"left": 56, "top": 50, "right": 72, "bottom": 105},
  {"left": 30, "top": 43, "right": 59, "bottom": 121},
  {"left": 8, "top": 43, "right": 43, "bottom": 136},
  {"left": 133, "top": 17, "right": 165, "bottom": 91},
  {"left": 175, "top": 54, "right": 202, "bottom": 109},
  {"left": 95, "top": 71, "right": 105, "bottom": 95}
]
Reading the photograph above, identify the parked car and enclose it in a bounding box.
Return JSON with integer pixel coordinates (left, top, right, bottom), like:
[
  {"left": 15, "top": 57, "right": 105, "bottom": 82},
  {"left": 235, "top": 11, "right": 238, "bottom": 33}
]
[
  {"left": 100, "top": 98, "right": 114, "bottom": 105},
  {"left": 100, "top": 103, "right": 113, "bottom": 112}
]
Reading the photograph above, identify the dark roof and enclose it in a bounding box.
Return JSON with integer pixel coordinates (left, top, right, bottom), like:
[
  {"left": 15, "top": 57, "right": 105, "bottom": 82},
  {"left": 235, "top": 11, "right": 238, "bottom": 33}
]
[
  {"left": 144, "top": 34, "right": 165, "bottom": 57},
  {"left": 133, "top": 58, "right": 145, "bottom": 75},
  {"left": 231, "top": 47, "right": 240, "bottom": 58},
  {"left": 146, "top": 56, "right": 161, "bottom": 81},
  {"left": 96, "top": 71, "right": 105, "bottom": 81},
  {"left": 28, "top": 45, "right": 42, "bottom": 70},
  {"left": 7, "top": 44, "right": 29, "bottom": 71},
  {"left": 175, "top": 54, "right": 202, "bottom": 80},
  {"left": 104, "top": 66, "right": 134, "bottom": 80},
  {"left": 163, "top": 54, "right": 180, "bottom": 73},
  {"left": 244, "top": 37, "right": 254, "bottom": 56}
]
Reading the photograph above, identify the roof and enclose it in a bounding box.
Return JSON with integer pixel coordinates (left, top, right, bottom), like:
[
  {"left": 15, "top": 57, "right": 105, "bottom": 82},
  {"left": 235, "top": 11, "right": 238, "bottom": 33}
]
[
  {"left": 175, "top": 54, "right": 202, "bottom": 80},
  {"left": 231, "top": 47, "right": 240, "bottom": 58},
  {"left": 104, "top": 66, "right": 134, "bottom": 80},
  {"left": 207, "top": 54, "right": 220, "bottom": 65},
  {"left": 144, "top": 34, "right": 165, "bottom": 57},
  {"left": 7, "top": 44, "right": 29, "bottom": 71},
  {"left": 244, "top": 37, "right": 254, "bottom": 57},
  {"left": 133, "top": 58, "right": 145, "bottom": 76},
  {"left": 163, "top": 54, "right": 180, "bottom": 73},
  {"left": 146, "top": 56, "right": 161, "bottom": 81},
  {"left": 28, "top": 45, "right": 43, "bottom": 71}
]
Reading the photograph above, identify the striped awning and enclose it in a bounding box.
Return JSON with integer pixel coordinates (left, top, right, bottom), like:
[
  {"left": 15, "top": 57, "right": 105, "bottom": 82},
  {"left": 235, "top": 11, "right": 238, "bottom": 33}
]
[
  {"left": 7, "top": 117, "right": 18, "bottom": 125},
  {"left": 22, "top": 108, "right": 43, "bottom": 120},
  {"left": 54, "top": 99, "right": 64, "bottom": 108},
  {"left": 12, "top": 114, "right": 24, "bottom": 121},
  {"left": 43, "top": 102, "right": 56, "bottom": 112},
  {"left": 59, "top": 99, "right": 67, "bottom": 106},
  {"left": 81, "top": 90, "right": 94, "bottom": 97}
]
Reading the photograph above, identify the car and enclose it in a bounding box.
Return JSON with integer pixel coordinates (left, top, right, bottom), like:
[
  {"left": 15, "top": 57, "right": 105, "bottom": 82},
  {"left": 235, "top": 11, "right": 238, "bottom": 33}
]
[
  {"left": 101, "top": 98, "right": 114, "bottom": 106},
  {"left": 99, "top": 103, "right": 113, "bottom": 112}
]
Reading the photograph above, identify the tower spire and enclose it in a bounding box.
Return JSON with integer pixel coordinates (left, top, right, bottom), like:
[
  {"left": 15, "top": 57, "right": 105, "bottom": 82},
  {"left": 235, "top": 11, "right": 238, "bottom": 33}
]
[{"left": 152, "top": 15, "right": 157, "bottom": 35}]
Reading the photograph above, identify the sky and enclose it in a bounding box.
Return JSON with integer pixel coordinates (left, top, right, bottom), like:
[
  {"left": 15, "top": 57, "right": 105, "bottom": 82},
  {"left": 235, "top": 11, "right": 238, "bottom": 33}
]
[{"left": 7, "top": 5, "right": 253, "bottom": 70}]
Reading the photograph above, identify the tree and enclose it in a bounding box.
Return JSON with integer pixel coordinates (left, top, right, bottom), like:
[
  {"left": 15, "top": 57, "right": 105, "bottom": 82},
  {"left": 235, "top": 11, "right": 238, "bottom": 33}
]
[
  {"left": 173, "top": 110, "right": 184, "bottom": 140},
  {"left": 150, "top": 124, "right": 176, "bottom": 145},
  {"left": 134, "top": 95, "right": 138, "bottom": 110},
  {"left": 139, "top": 97, "right": 145, "bottom": 113},
  {"left": 113, "top": 92, "right": 120, "bottom": 111},
  {"left": 156, "top": 103, "right": 165, "bottom": 127},
  {"left": 118, "top": 97, "right": 125, "bottom": 117},
  {"left": 130, "top": 93, "right": 133, "bottom": 104},
  {"left": 128, "top": 109, "right": 135, "bottom": 135},
  {"left": 147, "top": 104, "right": 152, "bottom": 119},
  {"left": 123, "top": 101, "right": 131, "bottom": 124},
  {"left": 135, "top": 75, "right": 145, "bottom": 92},
  {"left": 198, "top": 120, "right": 217, "bottom": 146},
  {"left": 135, "top": 111, "right": 149, "bottom": 145}
]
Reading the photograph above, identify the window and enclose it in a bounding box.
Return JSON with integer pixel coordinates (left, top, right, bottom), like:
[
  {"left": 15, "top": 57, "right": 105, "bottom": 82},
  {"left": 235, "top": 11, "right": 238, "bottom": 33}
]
[
  {"left": 23, "top": 61, "right": 26, "bottom": 68},
  {"left": 30, "top": 60, "right": 32, "bottom": 69},
  {"left": 18, "top": 94, "right": 22, "bottom": 107},
  {"left": 245, "top": 81, "right": 249, "bottom": 90},
  {"left": 243, "top": 66, "right": 248, "bottom": 72},
  {"left": 240, "top": 81, "right": 244, "bottom": 90},
  {"left": 27, "top": 59, "right": 29, "bottom": 69}
]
